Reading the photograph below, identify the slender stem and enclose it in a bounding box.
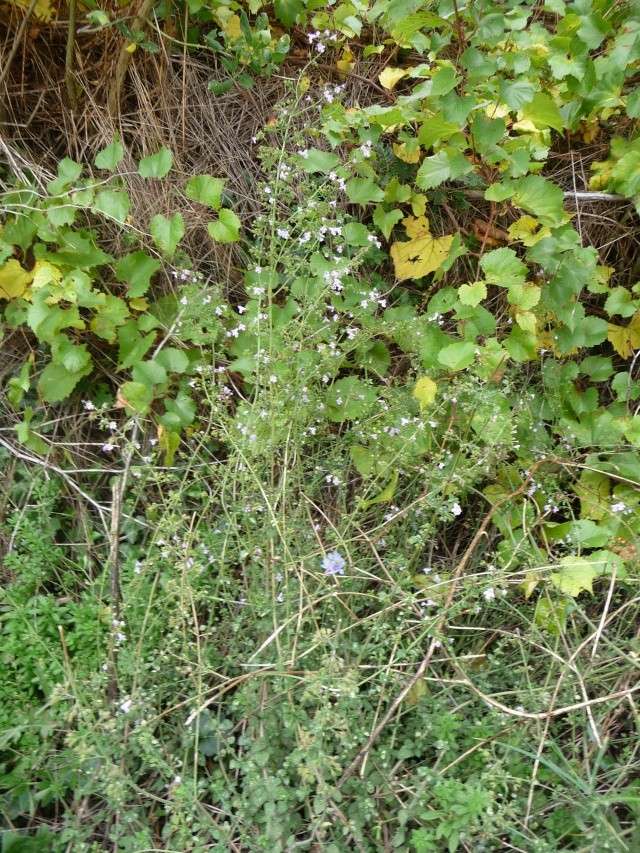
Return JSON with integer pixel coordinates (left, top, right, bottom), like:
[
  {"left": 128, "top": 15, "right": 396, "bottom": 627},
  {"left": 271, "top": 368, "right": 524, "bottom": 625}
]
[{"left": 65, "top": 0, "right": 78, "bottom": 110}]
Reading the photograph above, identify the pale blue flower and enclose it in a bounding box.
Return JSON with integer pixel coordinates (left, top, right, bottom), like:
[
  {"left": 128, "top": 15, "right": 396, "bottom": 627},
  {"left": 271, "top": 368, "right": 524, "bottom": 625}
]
[{"left": 322, "top": 550, "right": 346, "bottom": 576}]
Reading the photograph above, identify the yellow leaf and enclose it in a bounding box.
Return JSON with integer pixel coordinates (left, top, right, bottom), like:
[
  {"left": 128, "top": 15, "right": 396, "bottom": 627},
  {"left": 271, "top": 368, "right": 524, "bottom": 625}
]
[
  {"left": 608, "top": 312, "right": 640, "bottom": 358},
  {"left": 129, "top": 297, "right": 149, "bottom": 311},
  {"left": 393, "top": 142, "right": 421, "bottom": 164},
  {"left": 10, "top": 0, "right": 52, "bottom": 21},
  {"left": 222, "top": 13, "right": 242, "bottom": 40},
  {"left": 413, "top": 376, "right": 437, "bottom": 410},
  {"left": 31, "top": 260, "right": 62, "bottom": 291},
  {"left": 297, "top": 75, "right": 311, "bottom": 94},
  {"left": 508, "top": 215, "right": 550, "bottom": 246},
  {"left": 390, "top": 216, "right": 453, "bottom": 281},
  {"left": 336, "top": 47, "right": 354, "bottom": 76},
  {"left": 515, "top": 310, "right": 537, "bottom": 333},
  {"left": 0, "top": 259, "right": 33, "bottom": 300},
  {"left": 125, "top": 42, "right": 137, "bottom": 54},
  {"left": 521, "top": 572, "right": 541, "bottom": 599},
  {"left": 378, "top": 66, "right": 409, "bottom": 90}
]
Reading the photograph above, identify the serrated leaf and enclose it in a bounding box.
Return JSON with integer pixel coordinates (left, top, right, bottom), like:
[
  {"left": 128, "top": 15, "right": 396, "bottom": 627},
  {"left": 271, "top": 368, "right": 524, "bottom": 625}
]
[
  {"left": 117, "top": 381, "right": 154, "bottom": 414},
  {"left": 38, "top": 361, "right": 89, "bottom": 403},
  {"left": 345, "top": 177, "right": 384, "bottom": 204},
  {"left": 93, "top": 189, "right": 130, "bottom": 223},
  {"left": 350, "top": 445, "right": 374, "bottom": 477},
  {"left": 390, "top": 216, "right": 453, "bottom": 281},
  {"left": 550, "top": 556, "right": 596, "bottom": 597},
  {"left": 298, "top": 148, "right": 341, "bottom": 173},
  {"left": 138, "top": 147, "right": 173, "bottom": 179},
  {"left": 412, "top": 376, "right": 437, "bottom": 409},
  {"left": 156, "top": 347, "right": 189, "bottom": 373},
  {"left": 47, "top": 158, "right": 82, "bottom": 195},
  {"left": 150, "top": 212, "right": 184, "bottom": 257},
  {"left": 521, "top": 92, "right": 564, "bottom": 132},
  {"left": 132, "top": 359, "right": 168, "bottom": 386},
  {"left": 184, "top": 175, "right": 225, "bottom": 209},
  {"left": 207, "top": 208, "right": 241, "bottom": 243},
  {"left": 437, "top": 341, "right": 476, "bottom": 371},
  {"left": 458, "top": 281, "right": 486, "bottom": 306},
  {"left": 115, "top": 251, "right": 161, "bottom": 297},
  {"left": 415, "top": 150, "right": 450, "bottom": 190},
  {"left": 0, "top": 259, "right": 33, "bottom": 299},
  {"left": 94, "top": 138, "right": 124, "bottom": 170},
  {"left": 512, "top": 175, "right": 566, "bottom": 227},
  {"left": 373, "top": 205, "right": 404, "bottom": 240},
  {"left": 480, "top": 247, "right": 527, "bottom": 287},
  {"left": 608, "top": 312, "right": 640, "bottom": 358}
]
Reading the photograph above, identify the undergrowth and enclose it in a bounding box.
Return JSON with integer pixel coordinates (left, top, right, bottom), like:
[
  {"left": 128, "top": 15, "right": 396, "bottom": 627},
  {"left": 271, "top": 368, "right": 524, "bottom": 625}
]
[{"left": 2, "top": 0, "right": 640, "bottom": 851}]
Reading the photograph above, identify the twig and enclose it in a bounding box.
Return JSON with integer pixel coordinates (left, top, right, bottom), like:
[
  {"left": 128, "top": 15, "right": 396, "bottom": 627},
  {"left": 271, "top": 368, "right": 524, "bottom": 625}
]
[
  {"left": 0, "top": 0, "right": 39, "bottom": 92},
  {"left": 461, "top": 188, "right": 627, "bottom": 202},
  {"left": 65, "top": 0, "right": 78, "bottom": 110}
]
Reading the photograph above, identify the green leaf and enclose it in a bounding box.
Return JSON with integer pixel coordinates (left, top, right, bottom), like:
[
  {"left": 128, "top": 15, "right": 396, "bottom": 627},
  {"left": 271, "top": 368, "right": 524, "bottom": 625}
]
[
  {"left": 437, "top": 341, "right": 476, "bottom": 371},
  {"left": 480, "top": 247, "right": 527, "bottom": 287},
  {"left": 458, "top": 281, "right": 487, "bottom": 306},
  {"left": 326, "top": 377, "right": 376, "bottom": 422},
  {"left": 93, "top": 189, "right": 130, "bottom": 223},
  {"left": 38, "top": 361, "right": 88, "bottom": 403},
  {"left": 373, "top": 205, "right": 404, "bottom": 240},
  {"left": 156, "top": 346, "right": 189, "bottom": 373},
  {"left": 207, "top": 208, "right": 241, "bottom": 243},
  {"left": 360, "top": 471, "right": 399, "bottom": 510},
  {"left": 345, "top": 178, "right": 384, "bottom": 204},
  {"left": 350, "top": 445, "right": 374, "bottom": 477},
  {"left": 550, "top": 556, "right": 596, "bottom": 597},
  {"left": 53, "top": 338, "right": 91, "bottom": 373},
  {"left": 298, "top": 148, "right": 341, "bottom": 173},
  {"left": 132, "top": 359, "right": 168, "bottom": 386},
  {"left": 521, "top": 92, "right": 564, "bottom": 132},
  {"left": 94, "top": 138, "right": 124, "bottom": 170},
  {"left": 117, "top": 320, "right": 156, "bottom": 369},
  {"left": 343, "top": 222, "right": 371, "bottom": 246},
  {"left": 138, "top": 147, "right": 173, "bottom": 179},
  {"left": 512, "top": 175, "right": 566, "bottom": 227},
  {"left": 90, "top": 295, "right": 129, "bottom": 342},
  {"left": 160, "top": 393, "right": 196, "bottom": 429},
  {"left": 184, "top": 175, "right": 225, "bottom": 209},
  {"left": 415, "top": 150, "right": 451, "bottom": 190},
  {"left": 47, "top": 158, "right": 82, "bottom": 195},
  {"left": 274, "top": 0, "right": 303, "bottom": 26},
  {"left": 150, "top": 212, "right": 184, "bottom": 257},
  {"left": 115, "top": 251, "right": 161, "bottom": 297},
  {"left": 118, "top": 381, "right": 154, "bottom": 415}
]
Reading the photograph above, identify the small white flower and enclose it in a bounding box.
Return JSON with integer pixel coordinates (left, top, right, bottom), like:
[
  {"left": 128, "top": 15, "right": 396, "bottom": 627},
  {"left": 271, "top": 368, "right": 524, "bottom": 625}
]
[
  {"left": 611, "top": 501, "right": 627, "bottom": 513},
  {"left": 82, "top": 400, "right": 95, "bottom": 411},
  {"left": 276, "top": 227, "right": 290, "bottom": 238},
  {"left": 483, "top": 587, "right": 496, "bottom": 602},
  {"left": 119, "top": 698, "right": 133, "bottom": 714},
  {"left": 451, "top": 502, "right": 462, "bottom": 517}
]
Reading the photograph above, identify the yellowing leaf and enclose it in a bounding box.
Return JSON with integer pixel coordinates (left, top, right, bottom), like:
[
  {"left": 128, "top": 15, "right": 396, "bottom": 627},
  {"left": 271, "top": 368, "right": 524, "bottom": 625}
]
[
  {"left": 125, "top": 42, "right": 137, "bottom": 54},
  {"left": 508, "top": 215, "right": 550, "bottom": 246},
  {"left": 393, "top": 142, "right": 421, "bottom": 164},
  {"left": 550, "top": 556, "right": 596, "bottom": 598},
  {"left": 379, "top": 66, "right": 409, "bottom": 90},
  {"left": 390, "top": 216, "right": 453, "bottom": 281},
  {"left": 521, "top": 571, "right": 541, "bottom": 599},
  {"left": 608, "top": 312, "right": 640, "bottom": 358},
  {"left": 129, "top": 297, "right": 149, "bottom": 311},
  {"left": 515, "top": 310, "right": 537, "bottom": 333},
  {"left": 360, "top": 471, "right": 399, "bottom": 510},
  {"left": 11, "top": 0, "right": 52, "bottom": 21},
  {"left": 223, "top": 13, "right": 242, "bottom": 39},
  {"left": 0, "top": 259, "right": 33, "bottom": 300},
  {"left": 336, "top": 47, "right": 355, "bottom": 75},
  {"left": 413, "top": 376, "right": 437, "bottom": 409},
  {"left": 31, "top": 261, "right": 62, "bottom": 291}
]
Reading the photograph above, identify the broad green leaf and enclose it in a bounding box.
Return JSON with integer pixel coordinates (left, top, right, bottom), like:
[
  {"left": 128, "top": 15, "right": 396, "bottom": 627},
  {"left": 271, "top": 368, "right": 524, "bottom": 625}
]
[
  {"left": 207, "top": 208, "right": 241, "bottom": 243},
  {"left": 156, "top": 346, "right": 189, "bottom": 373},
  {"left": 343, "top": 222, "right": 371, "bottom": 246},
  {"left": 373, "top": 206, "right": 404, "bottom": 240},
  {"left": 53, "top": 338, "right": 91, "bottom": 373},
  {"left": 160, "top": 393, "right": 196, "bottom": 429},
  {"left": 117, "top": 320, "right": 156, "bottom": 369},
  {"left": 132, "top": 359, "right": 168, "bottom": 386},
  {"left": 184, "top": 175, "right": 225, "bottom": 209},
  {"left": 512, "top": 175, "right": 566, "bottom": 227},
  {"left": 521, "top": 92, "right": 564, "bottom": 132},
  {"left": 458, "top": 281, "right": 486, "bottom": 306},
  {"left": 345, "top": 177, "right": 384, "bottom": 204},
  {"left": 326, "top": 377, "right": 376, "bottom": 422},
  {"left": 47, "top": 158, "right": 82, "bottom": 195},
  {"left": 415, "top": 150, "right": 450, "bottom": 190},
  {"left": 38, "top": 361, "right": 89, "bottom": 403},
  {"left": 93, "top": 189, "right": 130, "bottom": 223},
  {"left": 350, "top": 445, "right": 374, "bottom": 477},
  {"left": 550, "top": 556, "right": 596, "bottom": 597},
  {"left": 138, "top": 147, "right": 173, "bottom": 179},
  {"left": 274, "top": 0, "right": 303, "bottom": 25},
  {"left": 298, "top": 148, "right": 341, "bottom": 173},
  {"left": 437, "top": 341, "right": 476, "bottom": 371},
  {"left": 412, "top": 376, "right": 437, "bottom": 409},
  {"left": 90, "top": 294, "right": 129, "bottom": 342},
  {"left": 150, "top": 212, "right": 184, "bottom": 257},
  {"left": 115, "top": 251, "right": 161, "bottom": 297},
  {"left": 480, "top": 247, "right": 527, "bottom": 287},
  {"left": 118, "top": 381, "right": 154, "bottom": 414},
  {"left": 94, "top": 138, "right": 124, "bottom": 170}
]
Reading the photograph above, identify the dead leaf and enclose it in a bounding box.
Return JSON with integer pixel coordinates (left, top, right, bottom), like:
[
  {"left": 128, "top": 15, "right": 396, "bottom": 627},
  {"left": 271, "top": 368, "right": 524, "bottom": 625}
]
[{"left": 390, "top": 216, "right": 454, "bottom": 281}]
